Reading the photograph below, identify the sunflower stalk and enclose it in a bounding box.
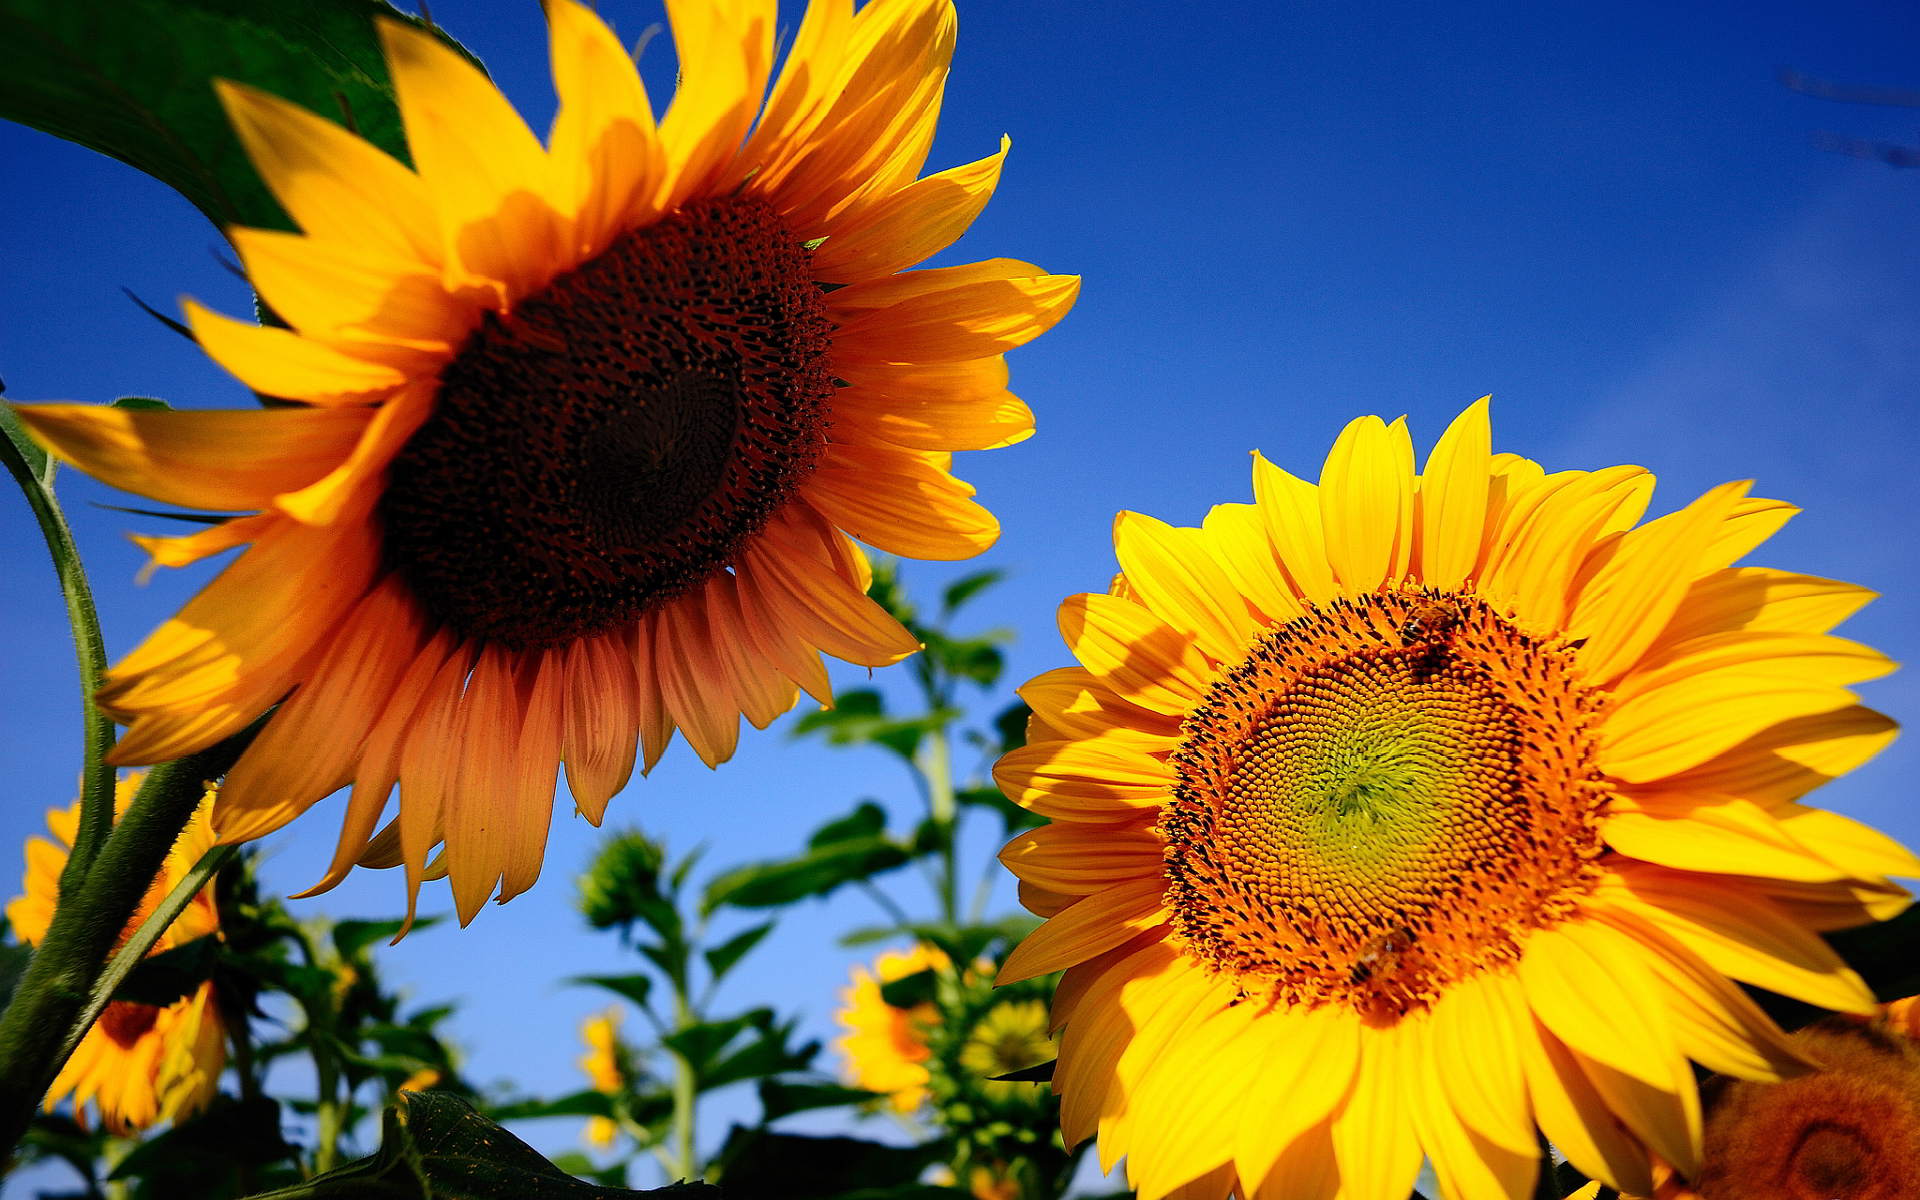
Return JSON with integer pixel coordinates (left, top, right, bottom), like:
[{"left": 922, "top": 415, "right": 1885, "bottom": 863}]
[
  {"left": 0, "top": 406, "right": 118, "bottom": 894},
  {"left": 0, "top": 724, "right": 261, "bottom": 1158}
]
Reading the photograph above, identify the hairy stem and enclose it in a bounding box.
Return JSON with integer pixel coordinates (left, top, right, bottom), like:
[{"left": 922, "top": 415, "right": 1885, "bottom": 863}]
[{"left": 0, "top": 726, "right": 261, "bottom": 1158}]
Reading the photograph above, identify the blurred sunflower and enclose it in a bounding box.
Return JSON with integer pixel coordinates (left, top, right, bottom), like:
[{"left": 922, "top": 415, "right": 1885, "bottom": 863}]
[
  {"left": 15, "top": 0, "right": 1076, "bottom": 925},
  {"left": 7, "top": 778, "right": 226, "bottom": 1133},
  {"left": 837, "top": 943, "right": 947, "bottom": 1112},
  {"left": 995, "top": 399, "right": 1916, "bottom": 1200},
  {"left": 579, "top": 1006, "right": 625, "bottom": 1150},
  {"left": 958, "top": 997, "right": 1057, "bottom": 1106}
]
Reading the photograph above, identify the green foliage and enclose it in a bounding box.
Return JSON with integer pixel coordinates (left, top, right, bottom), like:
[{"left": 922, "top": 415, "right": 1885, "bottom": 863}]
[
  {"left": 701, "top": 804, "right": 911, "bottom": 913},
  {"left": 709, "top": 1126, "right": 948, "bottom": 1200},
  {"left": 755, "top": 1080, "right": 885, "bottom": 1123},
  {"left": 110, "top": 1096, "right": 299, "bottom": 1199},
  {"left": 579, "top": 832, "right": 671, "bottom": 940},
  {"left": 0, "top": 0, "right": 473, "bottom": 234},
  {"left": 279, "top": 1092, "right": 721, "bottom": 1199}
]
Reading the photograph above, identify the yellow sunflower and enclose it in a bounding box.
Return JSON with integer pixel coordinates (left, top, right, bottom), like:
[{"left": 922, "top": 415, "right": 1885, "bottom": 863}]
[
  {"left": 994, "top": 399, "right": 1916, "bottom": 1200},
  {"left": 958, "top": 997, "right": 1057, "bottom": 1106},
  {"left": 14, "top": 0, "right": 1075, "bottom": 926},
  {"left": 579, "top": 1006, "right": 624, "bottom": 1150},
  {"left": 7, "top": 778, "right": 227, "bottom": 1133},
  {"left": 837, "top": 942, "right": 947, "bottom": 1112}
]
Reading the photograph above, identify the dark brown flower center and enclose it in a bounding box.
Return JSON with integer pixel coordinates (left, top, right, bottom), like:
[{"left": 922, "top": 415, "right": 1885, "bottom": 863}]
[
  {"left": 99, "top": 1000, "right": 161, "bottom": 1048},
  {"left": 1161, "top": 591, "right": 1608, "bottom": 1019},
  {"left": 379, "top": 195, "right": 834, "bottom": 650}
]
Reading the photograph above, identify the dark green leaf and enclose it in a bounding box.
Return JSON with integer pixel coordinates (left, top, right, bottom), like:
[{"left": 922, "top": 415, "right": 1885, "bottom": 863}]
[
  {"left": 571, "top": 973, "right": 654, "bottom": 1012},
  {"left": 0, "top": 0, "right": 475, "bottom": 234},
  {"left": 810, "top": 802, "right": 888, "bottom": 850},
  {"left": 993, "top": 701, "right": 1032, "bottom": 755},
  {"left": 110, "top": 935, "right": 219, "bottom": 1007},
  {"left": 110, "top": 396, "right": 171, "bottom": 410},
  {"left": 291, "top": 1092, "right": 718, "bottom": 1198},
  {"left": 549, "top": 1153, "right": 629, "bottom": 1189},
  {"left": 793, "top": 688, "right": 885, "bottom": 736},
  {"left": 863, "top": 561, "right": 918, "bottom": 627},
  {"left": 109, "top": 1095, "right": 297, "bottom": 1183},
  {"left": 484, "top": 1090, "right": 615, "bottom": 1122},
  {"left": 89, "top": 502, "right": 245, "bottom": 525},
  {"left": 703, "top": 921, "right": 774, "bottom": 982},
  {"left": 702, "top": 1027, "right": 818, "bottom": 1093},
  {"left": 661, "top": 1010, "right": 764, "bottom": 1079},
  {"left": 839, "top": 925, "right": 909, "bottom": 947},
  {"left": 988, "top": 1058, "right": 1054, "bottom": 1083},
  {"left": 712, "top": 1125, "right": 944, "bottom": 1200},
  {"left": 1828, "top": 900, "right": 1920, "bottom": 1002},
  {"left": 579, "top": 829, "right": 669, "bottom": 937},
  {"left": 941, "top": 568, "right": 1005, "bottom": 617},
  {"left": 877, "top": 969, "right": 937, "bottom": 1011},
  {"left": 701, "top": 837, "right": 909, "bottom": 913},
  {"left": 756, "top": 1079, "right": 884, "bottom": 1123},
  {"left": 335, "top": 916, "right": 439, "bottom": 959},
  {"left": 910, "top": 817, "right": 951, "bottom": 856}
]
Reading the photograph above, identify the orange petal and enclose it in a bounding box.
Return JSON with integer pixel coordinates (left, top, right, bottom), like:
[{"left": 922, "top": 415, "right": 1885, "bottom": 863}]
[
  {"left": 1057, "top": 592, "right": 1213, "bottom": 717},
  {"left": 997, "top": 876, "right": 1167, "bottom": 983}
]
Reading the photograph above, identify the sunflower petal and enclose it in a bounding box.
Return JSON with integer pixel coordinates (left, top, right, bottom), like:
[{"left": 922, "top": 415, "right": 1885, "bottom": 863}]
[
  {"left": 997, "top": 876, "right": 1168, "bottom": 984},
  {"left": 1057, "top": 592, "right": 1213, "bottom": 717},
  {"left": 806, "top": 443, "right": 998, "bottom": 559},
  {"left": 1318, "top": 415, "right": 1413, "bottom": 595},
  {"left": 1251, "top": 453, "right": 1337, "bottom": 603},
  {"left": 186, "top": 302, "right": 406, "bottom": 403},
  {"left": 811, "top": 136, "right": 1008, "bottom": 283},
  {"left": 1416, "top": 397, "right": 1492, "bottom": 589}
]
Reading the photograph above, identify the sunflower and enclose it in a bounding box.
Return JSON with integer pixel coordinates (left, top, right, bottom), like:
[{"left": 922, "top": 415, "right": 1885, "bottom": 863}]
[
  {"left": 994, "top": 399, "right": 1916, "bottom": 1200},
  {"left": 14, "top": 0, "right": 1076, "bottom": 925},
  {"left": 958, "top": 997, "right": 1057, "bottom": 1107},
  {"left": 837, "top": 942, "right": 948, "bottom": 1112},
  {"left": 7, "top": 778, "right": 227, "bottom": 1133},
  {"left": 579, "top": 1006, "right": 625, "bottom": 1150}
]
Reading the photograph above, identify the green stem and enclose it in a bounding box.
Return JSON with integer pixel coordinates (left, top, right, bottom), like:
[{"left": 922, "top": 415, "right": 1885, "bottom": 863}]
[
  {"left": 671, "top": 991, "right": 696, "bottom": 1181},
  {"left": 0, "top": 411, "right": 117, "bottom": 895},
  {"left": 52, "top": 843, "right": 237, "bottom": 1076},
  {"left": 0, "top": 725, "right": 261, "bottom": 1159},
  {"left": 919, "top": 729, "right": 956, "bottom": 923}
]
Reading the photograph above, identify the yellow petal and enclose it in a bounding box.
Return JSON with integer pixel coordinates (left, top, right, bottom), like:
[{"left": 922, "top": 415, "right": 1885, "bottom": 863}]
[
  {"left": 1518, "top": 920, "right": 1688, "bottom": 1094},
  {"left": 993, "top": 740, "right": 1173, "bottom": 823},
  {"left": 830, "top": 384, "right": 1034, "bottom": 452},
  {"left": 444, "top": 645, "right": 522, "bottom": 924},
  {"left": 1604, "top": 795, "right": 1853, "bottom": 882},
  {"left": 1017, "top": 666, "right": 1181, "bottom": 746},
  {"left": 999, "top": 820, "right": 1163, "bottom": 894},
  {"left": 741, "top": 505, "right": 922, "bottom": 666},
  {"left": 997, "top": 876, "right": 1167, "bottom": 984},
  {"left": 1327, "top": 1019, "right": 1425, "bottom": 1200},
  {"left": 214, "top": 80, "right": 440, "bottom": 266},
  {"left": 1700, "top": 496, "right": 1798, "bottom": 574},
  {"left": 230, "top": 228, "right": 467, "bottom": 355},
  {"left": 1113, "top": 512, "right": 1256, "bottom": 664},
  {"left": 1652, "top": 567, "right": 1877, "bottom": 653},
  {"left": 544, "top": 0, "right": 663, "bottom": 257},
  {"left": 656, "top": 0, "right": 760, "bottom": 212},
  {"left": 378, "top": 17, "right": 561, "bottom": 300},
  {"left": 830, "top": 271, "right": 1080, "bottom": 363},
  {"left": 655, "top": 600, "right": 740, "bottom": 768},
  {"left": 1428, "top": 971, "right": 1536, "bottom": 1157},
  {"left": 187, "top": 302, "right": 407, "bottom": 403},
  {"left": 1408, "top": 1017, "right": 1540, "bottom": 1200},
  {"left": 1127, "top": 1000, "right": 1264, "bottom": 1200},
  {"left": 811, "top": 136, "right": 1008, "bottom": 283},
  {"left": 1416, "top": 397, "right": 1492, "bottom": 589},
  {"left": 1644, "top": 704, "right": 1898, "bottom": 808},
  {"left": 1318, "top": 414, "right": 1413, "bottom": 595},
  {"left": 14, "top": 402, "right": 370, "bottom": 511},
  {"left": 805, "top": 442, "right": 998, "bottom": 559},
  {"left": 1251, "top": 452, "right": 1337, "bottom": 603},
  {"left": 1057, "top": 592, "right": 1213, "bottom": 717},
  {"left": 1601, "top": 666, "right": 1861, "bottom": 784},
  {"left": 1569, "top": 479, "right": 1751, "bottom": 685},
  {"left": 1231, "top": 1006, "right": 1361, "bottom": 1193},
  {"left": 1201, "top": 502, "right": 1305, "bottom": 624},
  {"left": 1774, "top": 805, "right": 1920, "bottom": 880},
  {"left": 1515, "top": 1011, "right": 1655, "bottom": 1196},
  {"left": 1615, "top": 631, "right": 1893, "bottom": 707}
]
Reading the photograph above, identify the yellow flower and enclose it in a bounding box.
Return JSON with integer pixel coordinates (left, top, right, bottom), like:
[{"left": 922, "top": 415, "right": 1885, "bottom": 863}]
[
  {"left": 958, "top": 998, "right": 1057, "bottom": 1106},
  {"left": 994, "top": 400, "right": 1916, "bottom": 1200},
  {"left": 579, "top": 1006, "right": 624, "bottom": 1150},
  {"left": 15, "top": 0, "right": 1076, "bottom": 926},
  {"left": 7, "top": 777, "right": 227, "bottom": 1133},
  {"left": 838, "top": 943, "right": 948, "bottom": 1113}
]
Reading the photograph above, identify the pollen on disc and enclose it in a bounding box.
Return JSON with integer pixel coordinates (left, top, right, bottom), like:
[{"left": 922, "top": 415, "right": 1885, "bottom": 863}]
[
  {"left": 378, "top": 195, "right": 834, "bottom": 651},
  {"left": 1160, "top": 591, "right": 1609, "bottom": 1018}
]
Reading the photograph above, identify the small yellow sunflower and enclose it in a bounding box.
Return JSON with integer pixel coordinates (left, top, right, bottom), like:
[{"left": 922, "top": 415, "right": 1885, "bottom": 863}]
[
  {"left": 7, "top": 778, "right": 227, "bottom": 1133},
  {"left": 579, "top": 1006, "right": 624, "bottom": 1150},
  {"left": 958, "top": 997, "right": 1057, "bottom": 1106},
  {"left": 837, "top": 943, "right": 947, "bottom": 1112},
  {"left": 994, "top": 400, "right": 1916, "bottom": 1200},
  {"left": 15, "top": 0, "right": 1076, "bottom": 925}
]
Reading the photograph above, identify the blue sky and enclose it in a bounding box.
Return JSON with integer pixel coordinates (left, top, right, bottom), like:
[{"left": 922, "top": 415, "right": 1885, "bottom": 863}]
[{"left": 3, "top": 0, "right": 1917, "bottom": 1190}]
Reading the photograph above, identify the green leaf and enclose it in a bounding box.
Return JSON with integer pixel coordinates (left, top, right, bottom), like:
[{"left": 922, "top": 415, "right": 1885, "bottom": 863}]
[
  {"left": 109, "top": 933, "right": 219, "bottom": 1007},
  {"left": 109, "top": 1095, "right": 297, "bottom": 1184},
  {"left": 877, "top": 968, "right": 936, "bottom": 1011},
  {"left": 701, "top": 836, "right": 909, "bottom": 913},
  {"left": 110, "top": 396, "right": 171, "bottom": 410},
  {"left": 661, "top": 1010, "right": 764, "bottom": 1080},
  {"left": 988, "top": 1059, "right": 1054, "bottom": 1083},
  {"left": 335, "top": 916, "right": 440, "bottom": 959},
  {"left": 711, "top": 1126, "right": 945, "bottom": 1200},
  {"left": 1828, "top": 900, "right": 1920, "bottom": 1002},
  {"left": 811, "top": 802, "right": 888, "bottom": 849},
  {"left": 863, "top": 561, "right": 918, "bottom": 628},
  {"left": 701, "top": 1018, "right": 817, "bottom": 1093},
  {"left": 756, "top": 1079, "right": 884, "bottom": 1123},
  {"left": 941, "top": 568, "right": 1005, "bottom": 617},
  {"left": 549, "top": 1153, "right": 630, "bottom": 1189},
  {"left": 287, "top": 1092, "right": 718, "bottom": 1199},
  {"left": 703, "top": 921, "right": 774, "bottom": 982},
  {"left": 483, "top": 1090, "right": 615, "bottom": 1122},
  {"left": 579, "top": 829, "right": 670, "bottom": 938},
  {"left": 0, "top": 0, "right": 475, "bottom": 234},
  {"left": 993, "top": 701, "right": 1032, "bottom": 755},
  {"left": 791, "top": 687, "right": 885, "bottom": 737},
  {"left": 954, "top": 785, "right": 1044, "bottom": 835},
  {"left": 570, "top": 973, "right": 654, "bottom": 1012}
]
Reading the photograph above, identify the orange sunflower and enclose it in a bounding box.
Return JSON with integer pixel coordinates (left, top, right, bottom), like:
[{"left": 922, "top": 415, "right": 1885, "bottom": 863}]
[
  {"left": 995, "top": 400, "right": 1914, "bottom": 1200},
  {"left": 837, "top": 942, "right": 948, "bottom": 1112},
  {"left": 16, "top": 0, "right": 1075, "bottom": 924},
  {"left": 7, "top": 779, "right": 227, "bottom": 1133}
]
